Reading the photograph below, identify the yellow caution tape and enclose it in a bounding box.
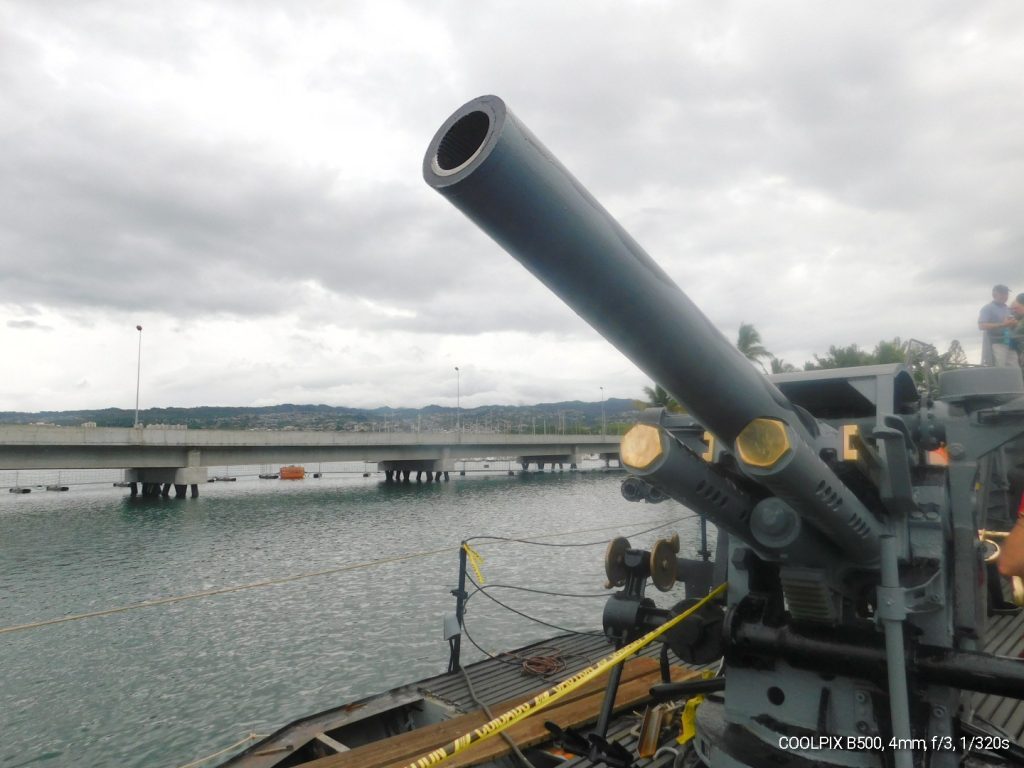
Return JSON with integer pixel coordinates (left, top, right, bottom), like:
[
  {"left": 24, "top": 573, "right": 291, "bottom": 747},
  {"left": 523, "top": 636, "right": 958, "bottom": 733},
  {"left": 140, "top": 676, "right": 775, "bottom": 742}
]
[
  {"left": 464, "top": 542, "right": 486, "bottom": 584},
  {"left": 403, "top": 582, "right": 729, "bottom": 768},
  {"left": 677, "top": 696, "right": 703, "bottom": 745},
  {"left": 677, "top": 670, "right": 716, "bottom": 745}
]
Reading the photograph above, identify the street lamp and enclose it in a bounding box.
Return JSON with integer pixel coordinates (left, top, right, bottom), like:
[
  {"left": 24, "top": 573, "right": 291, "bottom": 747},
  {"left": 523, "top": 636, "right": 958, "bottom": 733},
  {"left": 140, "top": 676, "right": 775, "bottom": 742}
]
[
  {"left": 600, "top": 386, "right": 606, "bottom": 436},
  {"left": 134, "top": 325, "right": 143, "bottom": 428},
  {"left": 455, "top": 366, "right": 461, "bottom": 432}
]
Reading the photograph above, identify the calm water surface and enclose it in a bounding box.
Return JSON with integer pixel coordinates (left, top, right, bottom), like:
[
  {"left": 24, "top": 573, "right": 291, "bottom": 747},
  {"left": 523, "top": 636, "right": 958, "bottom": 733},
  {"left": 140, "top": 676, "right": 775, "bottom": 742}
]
[{"left": 0, "top": 466, "right": 704, "bottom": 768}]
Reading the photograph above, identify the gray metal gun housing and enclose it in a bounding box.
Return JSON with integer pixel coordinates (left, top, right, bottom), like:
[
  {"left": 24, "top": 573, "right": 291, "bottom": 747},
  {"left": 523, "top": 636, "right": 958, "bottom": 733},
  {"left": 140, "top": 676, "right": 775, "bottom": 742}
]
[{"left": 424, "top": 95, "right": 1024, "bottom": 768}]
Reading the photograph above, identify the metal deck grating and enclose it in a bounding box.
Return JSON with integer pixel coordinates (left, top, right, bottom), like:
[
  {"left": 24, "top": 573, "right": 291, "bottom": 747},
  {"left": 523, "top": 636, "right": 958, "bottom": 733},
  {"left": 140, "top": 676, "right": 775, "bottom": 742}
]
[
  {"left": 972, "top": 589, "right": 1024, "bottom": 744},
  {"left": 412, "top": 633, "right": 707, "bottom": 768},
  {"left": 417, "top": 632, "right": 666, "bottom": 713},
  {"left": 224, "top": 609, "right": 1023, "bottom": 767},
  {"left": 418, "top": 613, "right": 1024, "bottom": 766}
]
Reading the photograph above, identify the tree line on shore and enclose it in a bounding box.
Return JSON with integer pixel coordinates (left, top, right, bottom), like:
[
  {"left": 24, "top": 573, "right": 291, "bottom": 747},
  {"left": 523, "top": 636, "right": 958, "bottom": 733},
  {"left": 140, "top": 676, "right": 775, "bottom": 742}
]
[{"left": 643, "top": 323, "right": 967, "bottom": 411}]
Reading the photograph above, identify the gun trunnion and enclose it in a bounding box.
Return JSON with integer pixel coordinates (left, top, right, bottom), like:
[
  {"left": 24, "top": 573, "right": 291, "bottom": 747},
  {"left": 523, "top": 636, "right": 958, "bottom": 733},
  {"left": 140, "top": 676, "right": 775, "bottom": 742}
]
[{"left": 425, "top": 95, "right": 1024, "bottom": 768}]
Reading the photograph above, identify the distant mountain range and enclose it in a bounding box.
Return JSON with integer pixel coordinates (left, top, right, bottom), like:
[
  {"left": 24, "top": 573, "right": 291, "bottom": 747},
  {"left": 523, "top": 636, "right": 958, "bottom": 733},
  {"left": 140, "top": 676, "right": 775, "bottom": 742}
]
[{"left": 0, "top": 398, "right": 642, "bottom": 433}]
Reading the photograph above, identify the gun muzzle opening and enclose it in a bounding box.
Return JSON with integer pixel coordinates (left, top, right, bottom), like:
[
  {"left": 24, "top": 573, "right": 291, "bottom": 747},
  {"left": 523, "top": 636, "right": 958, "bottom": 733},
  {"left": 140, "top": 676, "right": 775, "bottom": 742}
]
[
  {"left": 621, "top": 424, "right": 664, "bottom": 470},
  {"left": 735, "top": 418, "right": 792, "bottom": 469},
  {"left": 432, "top": 110, "right": 491, "bottom": 176}
]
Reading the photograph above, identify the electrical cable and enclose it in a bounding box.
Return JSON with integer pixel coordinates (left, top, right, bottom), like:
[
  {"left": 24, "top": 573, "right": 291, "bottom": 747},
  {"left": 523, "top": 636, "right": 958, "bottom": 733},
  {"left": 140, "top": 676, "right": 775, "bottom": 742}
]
[
  {"left": 402, "top": 584, "right": 728, "bottom": 768},
  {"left": 459, "top": 665, "right": 536, "bottom": 768},
  {"left": 470, "top": 583, "right": 608, "bottom": 599},
  {"left": 465, "top": 514, "right": 698, "bottom": 549},
  {"left": 4, "top": 517, "right": 699, "bottom": 636},
  {"left": 466, "top": 573, "right": 605, "bottom": 637},
  {"left": 461, "top": 618, "right": 584, "bottom": 677},
  {"left": 461, "top": 617, "right": 526, "bottom": 669}
]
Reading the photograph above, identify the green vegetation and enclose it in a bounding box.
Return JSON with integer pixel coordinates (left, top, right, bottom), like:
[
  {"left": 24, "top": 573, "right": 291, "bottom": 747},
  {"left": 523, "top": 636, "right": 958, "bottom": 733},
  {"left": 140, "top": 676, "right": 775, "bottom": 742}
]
[
  {"left": 0, "top": 399, "right": 639, "bottom": 434},
  {"left": 640, "top": 326, "right": 970, "bottom": 407},
  {"left": 736, "top": 322, "right": 772, "bottom": 372},
  {"left": 640, "top": 384, "right": 683, "bottom": 413}
]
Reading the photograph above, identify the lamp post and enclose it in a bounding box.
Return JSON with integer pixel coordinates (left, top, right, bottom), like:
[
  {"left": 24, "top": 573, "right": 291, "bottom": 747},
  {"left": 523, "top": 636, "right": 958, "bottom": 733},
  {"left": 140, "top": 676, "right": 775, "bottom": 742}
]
[
  {"left": 600, "top": 386, "right": 606, "bottom": 436},
  {"left": 454, "top": 366, "right": 461, "bottom": 432},
  {"left": 134, "top": 325, "right": 143, "bottom": 428}
]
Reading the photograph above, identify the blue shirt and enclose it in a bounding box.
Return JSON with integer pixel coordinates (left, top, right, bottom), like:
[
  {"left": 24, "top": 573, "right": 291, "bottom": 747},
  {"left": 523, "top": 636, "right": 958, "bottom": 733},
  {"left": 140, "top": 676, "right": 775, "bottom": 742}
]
[{"left": 979, "top": 301, "right": 1012, "bottom": 341}]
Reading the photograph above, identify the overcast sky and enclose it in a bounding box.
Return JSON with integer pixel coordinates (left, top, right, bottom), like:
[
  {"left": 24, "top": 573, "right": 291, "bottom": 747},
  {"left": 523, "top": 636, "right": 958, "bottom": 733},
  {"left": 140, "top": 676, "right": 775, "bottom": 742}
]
[{"left": 1, "top": 1, "right": 1021, "bottom": 412}]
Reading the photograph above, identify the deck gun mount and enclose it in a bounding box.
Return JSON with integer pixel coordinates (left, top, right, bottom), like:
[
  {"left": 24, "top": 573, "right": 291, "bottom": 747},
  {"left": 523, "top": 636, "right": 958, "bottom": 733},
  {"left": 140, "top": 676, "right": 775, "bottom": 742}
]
[{"left": 424, "top": 96, "right": 1024, "bottom": 767}]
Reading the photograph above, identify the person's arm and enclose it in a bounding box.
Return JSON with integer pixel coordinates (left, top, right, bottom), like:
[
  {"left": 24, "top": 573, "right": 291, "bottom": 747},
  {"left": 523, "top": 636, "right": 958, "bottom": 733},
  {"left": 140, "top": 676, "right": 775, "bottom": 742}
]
[
  {"left": 997, "top": 517, "right": 1024, "bottom": 578},
  {"left": 978, "top": 306, "right": 1017, "bottom": 331},
  {"left": 978, "top": 317, "right": 1017, "bottom": 331}
]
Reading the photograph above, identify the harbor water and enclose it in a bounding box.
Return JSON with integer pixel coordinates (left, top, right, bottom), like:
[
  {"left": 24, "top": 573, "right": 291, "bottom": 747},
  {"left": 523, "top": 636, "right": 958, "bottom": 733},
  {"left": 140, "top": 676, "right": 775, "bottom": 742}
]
[{"left": 1, "top": 464, "right": 706, "bottom": 768}]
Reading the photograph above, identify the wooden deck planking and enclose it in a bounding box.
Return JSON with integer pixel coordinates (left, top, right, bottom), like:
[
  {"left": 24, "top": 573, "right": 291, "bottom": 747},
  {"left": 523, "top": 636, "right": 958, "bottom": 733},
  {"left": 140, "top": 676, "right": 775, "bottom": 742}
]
[{"left": 294, "top": 657, "right": 696, "bottom": 768}]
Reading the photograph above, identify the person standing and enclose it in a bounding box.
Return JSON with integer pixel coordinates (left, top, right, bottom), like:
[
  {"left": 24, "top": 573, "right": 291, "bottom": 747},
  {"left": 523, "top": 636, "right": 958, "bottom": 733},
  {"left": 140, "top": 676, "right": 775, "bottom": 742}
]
[
  {"left": 978, "top": 284, "right": 1017, "bottom": 366},
  {"left": 1010, "top": 293, "right": 1024, "bottom": 366},
  {"left": 997, "top": 494, "right": 1024, "bottom": 580}
]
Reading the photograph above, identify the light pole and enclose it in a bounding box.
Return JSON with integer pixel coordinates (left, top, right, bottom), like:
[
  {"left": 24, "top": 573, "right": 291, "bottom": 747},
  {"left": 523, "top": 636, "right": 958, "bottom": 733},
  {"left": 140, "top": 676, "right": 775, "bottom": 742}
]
[
  {"left": 600, "top": 386, "right": 606, "bottom": 436},
  {"left": 454, "top": 366, "right": 461, "bottom": 432},
  {"left": 134, "top": 324, "right": 143, "bottom": 428}
]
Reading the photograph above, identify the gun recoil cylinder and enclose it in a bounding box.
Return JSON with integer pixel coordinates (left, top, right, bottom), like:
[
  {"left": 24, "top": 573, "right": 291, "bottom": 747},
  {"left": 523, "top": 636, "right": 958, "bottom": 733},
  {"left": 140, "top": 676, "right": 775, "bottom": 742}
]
[
  {"left": 731, "top": 620, "right": 1024, "bottom": 700},
  {"left": 620, "top": 424, "right": 840, "bottom": 567},
  {"left": 424, "top": 96, "right": 884, "bottom": 564}
]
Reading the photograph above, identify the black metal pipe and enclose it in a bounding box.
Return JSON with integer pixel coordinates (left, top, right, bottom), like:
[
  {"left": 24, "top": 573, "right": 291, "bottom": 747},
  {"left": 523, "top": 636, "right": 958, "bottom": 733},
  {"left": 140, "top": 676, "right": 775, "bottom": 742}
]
[
  {"left": 447, "top": 544, "right": 468, "bottom": 673},
  {"left": 594, "top": 661, "right": 624, "bottom": 738},
  {"left": 650, "top": 677, "right": 727, "bottom": 702},
  {"left": 731, "top": 621, "right": 1024, "bottom": 699},
  {"left": 423, "top": 95, "right": 884, "bottom": 563}
]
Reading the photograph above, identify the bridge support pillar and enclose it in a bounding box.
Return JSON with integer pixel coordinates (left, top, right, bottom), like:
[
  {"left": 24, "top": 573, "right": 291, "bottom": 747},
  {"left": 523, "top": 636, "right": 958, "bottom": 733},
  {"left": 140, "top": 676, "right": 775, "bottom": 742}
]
[
  {"left": 124, "top": 466, "right": 208, "bottom": 497},
  {"left": 517, "top": 454, "right": 582, "bottom": 472},
  {"left": 378, "top": 458, "right": 454, "bottom": 485}
]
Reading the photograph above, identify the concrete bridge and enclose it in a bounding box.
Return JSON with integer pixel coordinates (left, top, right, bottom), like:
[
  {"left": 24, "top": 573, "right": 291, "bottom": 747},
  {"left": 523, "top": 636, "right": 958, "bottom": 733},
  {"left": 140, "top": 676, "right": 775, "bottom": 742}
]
[{"left": 0, "top": 425, "right": 621, "bottom": 497}]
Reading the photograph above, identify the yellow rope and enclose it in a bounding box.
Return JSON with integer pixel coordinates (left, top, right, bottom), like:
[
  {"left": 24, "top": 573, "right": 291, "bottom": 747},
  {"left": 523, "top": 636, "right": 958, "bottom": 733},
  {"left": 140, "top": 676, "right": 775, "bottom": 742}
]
[
  {"left": 1, "top": 516, "right": 679, "bottom": 636},
  {"left": 472, "top": 517, "right": 683, "bottom": 546},
  {"left": 0, "top": 547, "right": 450, "bottom": 635},
  {"left": 403, "top": 582, "right": 729, "bottom": 768},
  {"left": 174, "top": 731, "right": 267, "bottom": 768}
]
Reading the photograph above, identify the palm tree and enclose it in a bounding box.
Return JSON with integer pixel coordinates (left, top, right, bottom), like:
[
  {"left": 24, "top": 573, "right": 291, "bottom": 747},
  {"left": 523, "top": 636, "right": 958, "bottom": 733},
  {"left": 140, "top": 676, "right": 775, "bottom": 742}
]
[
  {"left": 770, "top": 356, "right": 797, "bottom": 374},
  {"left": 641, "top": 384, "right": 684, "bottom": 413},
  {"left": 736, "top": 322, "right": 772, "bottom": 372}
]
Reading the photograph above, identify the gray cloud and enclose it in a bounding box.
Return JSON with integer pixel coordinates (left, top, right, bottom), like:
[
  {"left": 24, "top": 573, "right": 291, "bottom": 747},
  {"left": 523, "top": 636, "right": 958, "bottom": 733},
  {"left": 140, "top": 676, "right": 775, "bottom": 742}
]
[
  {"left": 6, "top": 319, "right": 53, "bottom": 331},
  {"left": 1, "top": 0, "right": 1022, "bottom": 409}
]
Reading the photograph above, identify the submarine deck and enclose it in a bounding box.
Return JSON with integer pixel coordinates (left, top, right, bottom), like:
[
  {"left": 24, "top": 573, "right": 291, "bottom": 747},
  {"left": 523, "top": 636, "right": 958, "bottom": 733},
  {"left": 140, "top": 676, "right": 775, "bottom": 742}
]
[{"left": 222, "top": 604, "right": 1024, "bottom": 768}]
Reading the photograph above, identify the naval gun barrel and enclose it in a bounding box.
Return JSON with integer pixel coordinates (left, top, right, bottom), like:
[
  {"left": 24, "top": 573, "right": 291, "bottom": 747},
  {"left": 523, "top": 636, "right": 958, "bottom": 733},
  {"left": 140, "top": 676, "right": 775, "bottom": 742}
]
[{"left": 423, "top": 95, "right": 884, "bottom": 564}]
